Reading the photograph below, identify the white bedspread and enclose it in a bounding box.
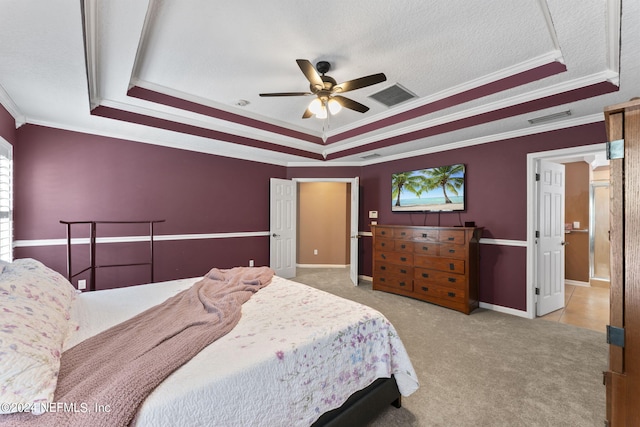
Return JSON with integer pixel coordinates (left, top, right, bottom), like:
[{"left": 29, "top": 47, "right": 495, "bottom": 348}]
[{"left": 66, "top": 276, "right": 419, "bottom": 426}]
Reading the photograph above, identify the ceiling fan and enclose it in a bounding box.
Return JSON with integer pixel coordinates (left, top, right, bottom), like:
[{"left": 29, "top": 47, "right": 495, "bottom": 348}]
[{"left": 259, "top": 59, "right": 387, "bottom": 119}]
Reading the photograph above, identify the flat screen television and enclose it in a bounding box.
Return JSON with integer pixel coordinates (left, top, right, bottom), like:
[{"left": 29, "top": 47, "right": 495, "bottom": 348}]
[{"left": 391, "top": 163, "right": 465, "bottom": 212}]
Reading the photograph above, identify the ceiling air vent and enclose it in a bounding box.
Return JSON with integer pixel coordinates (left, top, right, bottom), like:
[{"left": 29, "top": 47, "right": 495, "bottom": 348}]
[
  {"left": 528, "top": 110, "right": 572, "bottom": 125},
  {"left": 361, "top": 153, "right": 381, "bottom": 160},
  {"left": 369, "top": 83, "right": 417, "bottom": 107}
]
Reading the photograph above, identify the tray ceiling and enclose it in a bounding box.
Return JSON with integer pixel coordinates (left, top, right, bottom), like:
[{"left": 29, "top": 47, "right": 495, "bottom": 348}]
[{"left": 0, "top": 0, "right": 637, "bottom": 166}]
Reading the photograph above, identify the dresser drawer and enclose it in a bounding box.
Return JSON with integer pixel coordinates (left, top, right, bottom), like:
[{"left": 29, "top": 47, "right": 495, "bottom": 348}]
[
  {"left": 393, "top": 228, "right": 414, "bottom": 240},
  {"left": 375, "top": 251, "right": 413, "bottom": 266},
  {"left": 414, "top": 268, "right": 466, "bottom": 290},
  {"left": 439, "top": 229, "right": 465, "bottom": 244},
  {"left": 439, "top": 243, "right": 466, "bottom": 259},
  {"left": 394, "top": 240, "right": 413, "bottom": 252},
  {"left": 373, "top": 274, "right": 413, "bottom": 292},
  {"left": 413, "top": 229, "right": 439, "bottom": 242},
  {"left": 414, "top": 255, "right": 465, "bottom": 274},
  {"left": 413, "top": 242, "right": 439, "bottom": 256},
  {"left": 375, "top": 262, "right": 413, "bottom": 278},
  {"left": 413, "top": 283, "right": 466, "bottom": 303},
  {"left": 374, "top": 227, "right": 394, "bottom": 238},
  {"left": 374, "top": 238, "right": 394, "bottom": 251}
]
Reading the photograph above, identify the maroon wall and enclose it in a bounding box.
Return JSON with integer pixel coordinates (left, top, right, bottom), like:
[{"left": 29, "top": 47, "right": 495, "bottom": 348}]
[
  {"left": 13, "top": 125, "right": 285, "bottom": 289},
  {"left": 359, "top": 122, "right": 607, "bottom": 310},
  {"left": 0, "top": 105, "right": 17, "bottom": 145},
  {"left": 11, "top": 120, "right": 608, "bottom": 311}
]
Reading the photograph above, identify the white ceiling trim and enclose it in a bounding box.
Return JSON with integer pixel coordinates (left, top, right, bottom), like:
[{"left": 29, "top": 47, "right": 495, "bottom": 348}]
[
  {"left": 129, "top": 78, "right": 319, "bottom": 138},
  {"left": 128, "top": 0, "right": 158, "bottom": 90},
  {"left": 287, "top": 113, "right": 604, "bottom": 168},
  {"left": 82, "top": 0, "right": 100, "bottom": 109},
  {"left": 351, "top": 113, "right": 605, "bottom": 167},
  {"left": 97, "top": 98, "right": 323, "bottom": 154},
  {"left": 323, "top": 50, "right": 566, "bottom": 139},
  {"left": 606, "top": 0, "right": 622, "bottom": 73},
  {"left": 0, "top": 83, "right": 26, "bottom": 127},
  {"left": 24, "top": 115, "right": 298, "bottom": 167},
  {"left": 322, "top": 70, "right": 618, "bottom": 156},
  {"left": 535, "top": 0, "right": 562, "bottom": 52}
]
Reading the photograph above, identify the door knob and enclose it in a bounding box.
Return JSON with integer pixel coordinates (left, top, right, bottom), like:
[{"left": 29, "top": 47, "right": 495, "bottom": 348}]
[{"left": 272, "top": 233, "right": 280, "bottom": 238}]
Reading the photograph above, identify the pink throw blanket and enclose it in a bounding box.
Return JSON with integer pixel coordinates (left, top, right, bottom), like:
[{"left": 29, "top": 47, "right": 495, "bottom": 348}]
[{"left": 0, "top": 266, "right": 274, "bottom": 427}]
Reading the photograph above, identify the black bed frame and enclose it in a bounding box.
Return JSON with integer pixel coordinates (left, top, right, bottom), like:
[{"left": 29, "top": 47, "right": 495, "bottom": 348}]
[{"left": 312, "top": 376, "right": 401, "bottom": 426}]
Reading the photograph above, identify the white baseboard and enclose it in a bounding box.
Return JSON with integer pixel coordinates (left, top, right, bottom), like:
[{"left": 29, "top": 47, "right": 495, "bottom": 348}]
[
  {"left": 479, "top": 302, "right": 532, "bottom": 319},
  {"left": 296, "top": 264, "right": 349, "bottom": 269},
  {"left": 565, "top": 279, "right": 590, "bottom": 287}
]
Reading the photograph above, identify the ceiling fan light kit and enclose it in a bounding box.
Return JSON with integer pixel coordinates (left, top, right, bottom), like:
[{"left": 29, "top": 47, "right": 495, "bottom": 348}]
[{"left": 259, "top": 59, "right": 387, "bottom": 119}]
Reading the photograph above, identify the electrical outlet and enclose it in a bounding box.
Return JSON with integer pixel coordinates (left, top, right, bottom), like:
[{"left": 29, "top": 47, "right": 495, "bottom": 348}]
[
  {"left": 249, "top": 259, "right": 254, "bottom": 267},
  {"left": 314, "top": 249, "right": 318, "bottom": 255},
  {"left": 78, "top": 279, "right": 87, "bottom": 290}
]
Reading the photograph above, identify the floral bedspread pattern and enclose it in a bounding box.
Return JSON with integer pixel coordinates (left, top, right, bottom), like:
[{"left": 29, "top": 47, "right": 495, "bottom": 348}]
[{"left": 67, "top": 276, "right": 419, "bottom": 426}]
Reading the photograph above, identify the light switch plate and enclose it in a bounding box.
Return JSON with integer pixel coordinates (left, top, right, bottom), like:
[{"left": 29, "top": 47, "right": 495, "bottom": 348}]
[{"left": 369, "top": 210, "right": 378, "bottom": 219}]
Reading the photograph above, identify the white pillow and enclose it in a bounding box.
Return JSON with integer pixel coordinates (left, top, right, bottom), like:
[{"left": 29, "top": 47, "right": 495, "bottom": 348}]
[{"left": 0, "top": 258, "right": 76, "bottom": 414}]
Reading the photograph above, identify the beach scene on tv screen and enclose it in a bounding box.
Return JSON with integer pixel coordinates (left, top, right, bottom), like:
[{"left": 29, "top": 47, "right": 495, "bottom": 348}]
[{"left": 392, "top": 164, "right": 465, "bottom": 212}]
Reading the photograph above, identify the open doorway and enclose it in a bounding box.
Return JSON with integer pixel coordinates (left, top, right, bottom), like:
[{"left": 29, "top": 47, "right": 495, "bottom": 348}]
[
  {"left": 269, "top": 177, "right": 359, "bottom": 284},
  {"left": 527, "top": 144, "right": 610, "bottom": 331},
  {"left": 297, "top": 181, "right": 351, "bottom": 268}
]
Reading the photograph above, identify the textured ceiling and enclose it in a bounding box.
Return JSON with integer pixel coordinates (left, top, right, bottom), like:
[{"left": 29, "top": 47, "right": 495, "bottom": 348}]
[{"left": 0, "top": 0, "right": 637, "bottom": 166}]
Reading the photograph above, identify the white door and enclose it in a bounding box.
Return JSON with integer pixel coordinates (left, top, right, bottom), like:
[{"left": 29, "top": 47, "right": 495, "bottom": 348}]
[
  {"left": 349, "top": 177, "right": 359, "bottom": 285},
  {"left": 270, "top": 178, "right": 296, "bottom": 278},
  {"left": 536, "top": 160, "right": 566, "bottom": 316}
]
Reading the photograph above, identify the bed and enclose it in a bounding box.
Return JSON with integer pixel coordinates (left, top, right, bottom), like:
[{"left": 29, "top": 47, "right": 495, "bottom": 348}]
[{"left": 0, "top": 258, "right": 419, "bottom": 426}]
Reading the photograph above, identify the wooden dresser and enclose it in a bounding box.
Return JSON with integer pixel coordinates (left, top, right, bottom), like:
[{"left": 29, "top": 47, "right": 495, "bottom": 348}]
[{"left": 371, "top": 225, "right": 482, "bottom": 314}]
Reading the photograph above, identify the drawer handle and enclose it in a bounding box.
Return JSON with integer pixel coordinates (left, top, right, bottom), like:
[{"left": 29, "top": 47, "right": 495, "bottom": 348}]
[
  {"left": 421, "top": 286, "right": 428, "bottom": 291},
  {"left": 448, "top": 237, "right": 455, "bottom": 241},
  {"left": 448, "top": 292, "right": 456, "bottom": 297},
  {"left": 381, "top": 242, "right": 386, "bottom": 247},
  {"left": 422, "top": 233, "right": 428, "bottom": 238},
  {"left": 422, "top": 246, "right": 429, "bottom": 251},
  {"left": 400, "top": 232, "right": 407, "bottom": 236},
  {"left": 400, "top": 244, "right": 406, "bottom": 249},
  {"left": 380, "top": 278, "right": 386, "bottom": 282},
  {"left": 400, "top": 257, "right": 407, "bottom": 262},
  {"left": 400, "top": 269, "right": 407, "bottom": 274},
  {"left": 399, "top": 281, "right": 407, "bottom": 287},
  {"left": 449, "top": 263, "right": 455, "bottom": 270},
  {"left": 448, "top": 277, "right": 457, "bottom": 283},
  {"left": 380, "top": 266, "right": 386, "bottom": 270},
  {"left": 422, "top": 273, "right": 429, "bottom": 278},
  {"left": 448, "top": 249, "right": 455, "bottom": 253},
  {"left": 381, "top": 254, "right": 386, "bottom": 259},
  {"left": 381, "top": 231, "right": 387, "bottom": 235}
]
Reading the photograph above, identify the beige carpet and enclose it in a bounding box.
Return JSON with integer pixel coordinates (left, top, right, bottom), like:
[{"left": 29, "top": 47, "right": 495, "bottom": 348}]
[{"left": 292, "top": 268, "right": 607, "bottom": 427}]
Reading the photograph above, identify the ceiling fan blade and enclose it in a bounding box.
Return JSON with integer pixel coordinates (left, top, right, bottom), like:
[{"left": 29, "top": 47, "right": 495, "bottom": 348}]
[
  {"left": 302, "top": 108, "right": 314, "bottom": 119},
  {"left": 259, "top": 92, "right": 312, "bottom": 97},
  {"left": 333, "top": 95, "right": 369, "bottom": 113},
  {"left": 296, "top": 59, "right": 324, "bottom": 91},
  {"left": 333, "top": 73, "right": 387, "bottom": 93}
]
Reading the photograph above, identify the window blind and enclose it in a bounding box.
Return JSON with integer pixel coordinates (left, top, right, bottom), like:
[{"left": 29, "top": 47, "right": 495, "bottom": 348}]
[{"left": 0, "top": 139, "right": 12, "bottom": 262}]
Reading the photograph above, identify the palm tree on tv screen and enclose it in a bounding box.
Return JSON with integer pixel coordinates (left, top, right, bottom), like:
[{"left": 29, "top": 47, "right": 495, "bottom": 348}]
[
  {"left": 423, "top": 164, "right": 464, "bottom": 204},
  {"left": 392, "top": 172, "right": 424, "bottom": 206}
]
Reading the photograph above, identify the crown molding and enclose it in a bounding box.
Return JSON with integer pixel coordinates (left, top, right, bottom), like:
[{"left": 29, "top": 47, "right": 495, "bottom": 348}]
[
  {"left": 82, "top": 0, "right": 100, "bottom": 110},
  {"left": 357, "top": 113, "right": 605, "bottom": 166},
  {"left": 0, "top": 83, "right": 26, "bottom": 127},
  {"left": 324, "top": 70, "right": 618, "bottom": 156},
  {"left": 324, "top": 50, "right": 565, "bottom": 139}
]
